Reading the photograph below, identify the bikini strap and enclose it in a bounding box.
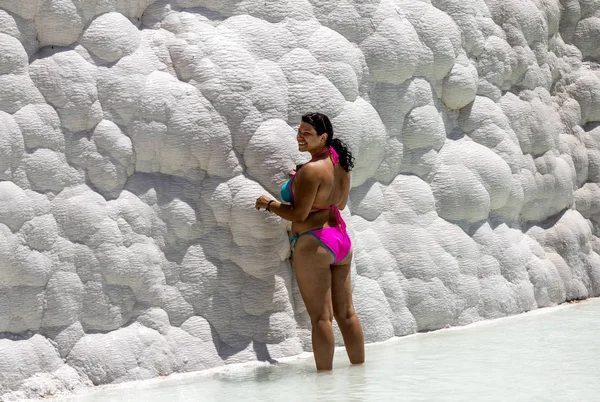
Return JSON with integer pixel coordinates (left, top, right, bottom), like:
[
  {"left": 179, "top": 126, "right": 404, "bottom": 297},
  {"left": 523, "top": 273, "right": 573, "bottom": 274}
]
[
  {"left": 311, "top": 205, "right": 346, "bottom": 230},
  {"left": 309, "top": 147, "right": 330, "bottom": 162},
  {"left": 309, "top": 147, "right": 338, "bottom": 166},
  {"left": 329, "top": 147, "right": 339, "bottom": 166},
  {"left": 331, "top": 205, "right": 346, "bottom": 230}
]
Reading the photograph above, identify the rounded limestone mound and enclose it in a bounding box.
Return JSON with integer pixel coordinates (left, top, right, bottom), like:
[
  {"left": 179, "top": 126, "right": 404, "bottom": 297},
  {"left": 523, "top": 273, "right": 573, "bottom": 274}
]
[
  {"left": 81, "top": 12, "right": 141, "bottom": 63},
  {"left": 0, "top": 32, "right": 28, "bottom": 74},
  {"left": 34, "top": 0, "right": 86, "bottom": 47}
]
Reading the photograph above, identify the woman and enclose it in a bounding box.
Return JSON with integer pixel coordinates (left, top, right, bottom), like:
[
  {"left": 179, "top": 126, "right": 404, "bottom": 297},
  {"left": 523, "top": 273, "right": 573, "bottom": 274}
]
[{"left": 255, "top": 112, "right": 364, "bottom": 371}]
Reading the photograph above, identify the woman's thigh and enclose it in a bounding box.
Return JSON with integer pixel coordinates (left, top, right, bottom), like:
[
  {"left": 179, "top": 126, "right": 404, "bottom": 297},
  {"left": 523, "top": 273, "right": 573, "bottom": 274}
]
[
  {"left": 292, "top": 234, "right": 334, "bottom": 320},
  {"left": 331, "top": 250, "right": 354, "bottom": 317}
]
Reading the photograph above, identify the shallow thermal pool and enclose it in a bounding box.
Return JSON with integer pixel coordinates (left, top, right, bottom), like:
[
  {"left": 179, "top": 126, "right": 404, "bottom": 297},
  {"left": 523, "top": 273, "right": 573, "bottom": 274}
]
[{"left": 54, "top": 298, "right": 600, "bottom": 402}]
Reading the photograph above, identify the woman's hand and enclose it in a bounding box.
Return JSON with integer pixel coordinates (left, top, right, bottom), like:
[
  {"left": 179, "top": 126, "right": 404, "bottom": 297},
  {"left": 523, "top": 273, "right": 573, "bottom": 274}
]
[
  {"left": 289, "top": 169, "right": 296, "bottom": 177},
  {"left": 255, "top": 195, "right": 272, "bottom": 211}
]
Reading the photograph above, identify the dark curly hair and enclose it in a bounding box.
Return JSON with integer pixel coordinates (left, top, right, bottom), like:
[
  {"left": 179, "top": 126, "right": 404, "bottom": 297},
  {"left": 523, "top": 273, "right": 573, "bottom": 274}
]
[{"left": 301, "top": 112, "right": 355, "bottom": 172}]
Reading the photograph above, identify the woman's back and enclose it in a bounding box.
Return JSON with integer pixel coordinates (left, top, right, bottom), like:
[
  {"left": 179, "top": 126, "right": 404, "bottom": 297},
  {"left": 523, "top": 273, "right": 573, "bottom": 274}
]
[{"left": 291, "top": 153, "right": 350, "bottom": 233}]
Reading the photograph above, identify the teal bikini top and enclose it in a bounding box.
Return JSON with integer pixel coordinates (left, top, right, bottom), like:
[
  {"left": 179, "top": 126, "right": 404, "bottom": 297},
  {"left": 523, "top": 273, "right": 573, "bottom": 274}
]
[
  {"left": 279, "top": 147, "right": 339, "bottom": 204},
  {"left": 280, "top": 177, "right": 294, "bottom": 203}
]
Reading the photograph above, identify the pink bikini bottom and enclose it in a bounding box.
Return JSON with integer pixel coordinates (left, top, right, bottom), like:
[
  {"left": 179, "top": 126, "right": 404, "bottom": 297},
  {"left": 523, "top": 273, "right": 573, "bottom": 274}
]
[{"left": 289, "top": 206, "right": 351, "bottom": 264}]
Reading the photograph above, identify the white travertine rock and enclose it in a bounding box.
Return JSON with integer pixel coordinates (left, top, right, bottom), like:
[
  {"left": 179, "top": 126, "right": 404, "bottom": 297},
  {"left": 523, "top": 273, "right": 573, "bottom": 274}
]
[
  {"left": 521, "top": 152, "right": 575, "bottom": 222},
  {"left": 29, "top": 51, "right": 102, "bottom": 132},
  {"left": 81, "top": 12, "right": 141, "bottom": 63},
  {"left": 0, "top": 335, "right": 72, "bottom": 397},
  {"left": 97, "top": 66, "right": 146, "bottom": 126},
  {"left": 220, "top": 15, "right": 297, "bottom": 61},
  {"left": 372, "top": 79, "right": 440, "bottom": 180},
  {"left": 159, "top": 198, "right": 201, "bottom": 241},
  {"left": 131, "top": 71, "right": 240, "bottom": 178},
  {"left": 99, "top": 242, "right": 165, "bottom": 299},
  {"left": 20, "top": 214, "right": 59, "bottom": 251},
  {"left": 0, "top": 0, "right": 43, "bottom": 20},
  {"left": 349, "top": 179, "right": 386, "bottom": 222},
  {"left": 432, "top": 163, "right": 490, "bottom": 223},
  {"left": 332, "top": 99, "right": 387, "bottom": 187},
  {"left": 575, "top": 183, "right": 600, "bottom": 225},
  {"left": 180, "top": 316, "right": 214, "bottom": 342},
  {"left": 430, "top": 0, "right": 491, "bottom": 56},
  {"left": 13, "top": 104, "right": 64, "bottom": 151},
  {"left": 473, "top": 223, "right": 538, "bottom": 317},
  {"left": 83, "top": 120, "right": 135, "bottom": 198},
  {"left": 442, "top": 54, "right": 479, "bottom": 110},
  {"left": 438, "top": 139, "right": 513, "bottom": 211},
  {"left": 530, "top": 209, "right": 600, "bottom": 299},
  {"left": 20, "top": 148, "right": 82, "bottom": 193},
  {"left": 459, "top": 96, "right": 523, "bottom": 171},
  {"left": 306, "top": 26, "right": 365, "bottom": 100},
  {"left": 0, "top": 33, "right": 28, "bottom": 75},
  {"left": 227, "top": 175, "right": 290, "bottom": 279},
  {"left": 114, "top": 0, "right": 158, "bottom": 19},
  {"left": 96, "top": 32, "right": 168, "bottom": 126},
  {"left": 79, "top": 280, "right": 135, "bottom": 331},
  {"left": 360, "top": 14, "right": 425, "bottom": 85},
  {"left": 500, "top": 90, "right": 561, "bottom": 157},
  {"left": 586, "top": 126, "right": 600, "bottom": 183},
  {"left": 52, "top": 322, "right": 85, "bottom": 358},
  {"left": 164, "top": 326, "right": 222, "bottom": 371},
  {"left": 34, "top": 0, "right": 85, "bottom": 47},
  {"left": 0, "top": 287, "right": 45, "bottom": 333},
  {"left": 380, "top": 174, "right": 437, "bottom": 227},
  {"left": 244, "top": 119, "right": 301, "bottom": 196},
  {"left": 487, "top": 0, "right": 548, "bottom": 47},
  {"left": 2, "top": 0, "right": 600, "bottom": 398},
  {"left": 402, "top": 105, "right": 446, "bottom": 151},
  {"left": 176, "top": 0, "right": 314, "bottom": 23},
  {"left": 310, "top": 0, "right": 378, "bottom": 43},
  {"left": 0, "top": 112, "right": 24, "bottom": 178},
  {"left": 566, "top": 68, "right": 600, "bottom": 125},
  {"left": 67, "top": 324, "right": 174, "bottom": 385},
  {"left": 286, "top": 70, "right": 347, "bottom": 124},
  {"left": 573, "top": 17, "right": 600, "bottom": 58},
  {"left": 430, "top": 138, "right": 513, "bottom": 223},
  {"left": 0, "top": 74, "right": 45, "bottom": 114},
  {"left": 51, "top": 185, "right": 110, "bottom": 243},
  {"left": 0, "top": 9, "right": 38, "bottom": 56},
  {"left": 373, "top": 78, "right": 436, "bottom": 137},
  {"left": 399, "top": 0, "right": 462, "bottom": 80},
  {"left": 42, "top": 272, "right": 85, "bottom": 328},
  {"left": 0, "top": 182, "right": 36, "bottom": 231},
  {"left": 559, "top": 132, "right": 589, "bottom": 186},
  {"left": 352, "top": 275, "right": 396, "bottom": 340},
  {"left": 2, "top": 364, "right": 88, "bottom": 400},
  {"left": 477, "top": 35, "right": 514, "bottom": 100}
]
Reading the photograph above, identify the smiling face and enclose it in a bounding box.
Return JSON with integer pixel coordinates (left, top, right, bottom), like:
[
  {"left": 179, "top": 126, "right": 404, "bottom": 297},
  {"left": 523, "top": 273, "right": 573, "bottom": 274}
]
[{"left": 297, "top": 121, "right": 326, "bottom": 153}]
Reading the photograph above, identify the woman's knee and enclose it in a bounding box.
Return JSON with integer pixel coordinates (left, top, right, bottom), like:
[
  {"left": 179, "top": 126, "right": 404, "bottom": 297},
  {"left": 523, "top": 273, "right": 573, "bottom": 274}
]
[
  {"left": 333, "top": 306, "right": 356, "bottom": 324},
  {"left": 309, "top": 311, "right": 333, "bottom": 327}
]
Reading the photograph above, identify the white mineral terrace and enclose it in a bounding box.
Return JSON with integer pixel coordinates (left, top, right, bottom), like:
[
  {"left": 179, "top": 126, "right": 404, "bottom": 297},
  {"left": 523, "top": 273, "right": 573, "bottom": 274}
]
[
  {"left": 1, "top": 0, "right": 600, "bottom": 399},
  {"left": 53, "top": 298, "right": 600, "bottom": 402}
]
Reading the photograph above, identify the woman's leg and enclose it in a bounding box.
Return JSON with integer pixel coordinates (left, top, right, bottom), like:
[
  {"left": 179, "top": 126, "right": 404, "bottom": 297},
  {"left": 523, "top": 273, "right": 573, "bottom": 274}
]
[
  {"left": 293, "top": 235, "right": 335, "bottom": 371},
  {"left": 331, "top": 252, "right": 365, "bottom": 365}
]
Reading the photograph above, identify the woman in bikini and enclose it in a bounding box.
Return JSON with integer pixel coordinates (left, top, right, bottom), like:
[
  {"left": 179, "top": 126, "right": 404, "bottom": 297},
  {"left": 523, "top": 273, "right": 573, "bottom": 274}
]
[{"left": 255, "top": 112, "right": 365, "bottom": 371}]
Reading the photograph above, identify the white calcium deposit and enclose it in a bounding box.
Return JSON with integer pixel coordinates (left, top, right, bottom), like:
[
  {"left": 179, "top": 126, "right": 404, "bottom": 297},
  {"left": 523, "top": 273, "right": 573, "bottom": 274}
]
[{"left": 1, "top": 0, "right": 600, "bottom": 400}]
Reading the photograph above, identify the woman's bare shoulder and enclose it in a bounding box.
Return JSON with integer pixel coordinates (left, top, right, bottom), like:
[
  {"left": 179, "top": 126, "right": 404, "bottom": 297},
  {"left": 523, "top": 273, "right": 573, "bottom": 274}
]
[{"left": 295, "top": 162, "right": 322, "bottom": 182}]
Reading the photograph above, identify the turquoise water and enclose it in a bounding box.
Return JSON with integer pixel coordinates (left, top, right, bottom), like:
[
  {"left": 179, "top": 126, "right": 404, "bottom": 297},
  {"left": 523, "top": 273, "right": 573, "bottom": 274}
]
[{"left": 55, "top": 298, "right": 600, "bottom": 402}]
